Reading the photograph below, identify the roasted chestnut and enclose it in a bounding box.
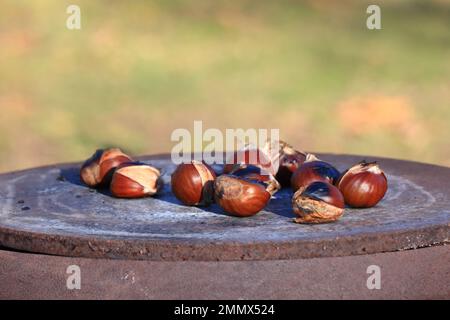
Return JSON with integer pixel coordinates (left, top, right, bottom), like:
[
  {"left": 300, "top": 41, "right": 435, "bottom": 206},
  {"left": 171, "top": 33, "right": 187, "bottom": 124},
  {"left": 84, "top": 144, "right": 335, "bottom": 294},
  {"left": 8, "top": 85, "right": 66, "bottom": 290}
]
[
  {"left": 292, "top": 181, "right": 345, "bottom": 224},
  {"left": 110, "top": 162, "right": 163, "bottom": 198},
  {"left": 291, "top": 154, "right": 340, "bottom": 192},
  {"left": 214, "top": 174, "right": 280, "bottom": 217},
  {"left": 275, "top": 141, "right": 307, "bottom": 187},
  {"left": 80, "top": 148, "right": 133, "bottom": 188},
  {"left": 171, "top": 160, "right": 216, "bottom": 206},
  {"left": 337, "top": 161, "right": 388, "bottom": 208}
]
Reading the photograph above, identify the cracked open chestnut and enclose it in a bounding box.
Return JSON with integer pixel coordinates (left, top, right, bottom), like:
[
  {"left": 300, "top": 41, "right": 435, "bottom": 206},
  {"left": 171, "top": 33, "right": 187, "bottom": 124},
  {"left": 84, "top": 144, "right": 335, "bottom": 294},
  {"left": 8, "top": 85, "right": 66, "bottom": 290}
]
[
  {"left": 337, "top": 161, "right": 388, "bottom": 208},
  {"left": 292, "top": 181, "right": 345, "bottom": 224},
  {"left": 214, "top": 174, "right": 280, "bottom": 217},
  {"left": 80, "top": 148, "right": 133, "bottom": 188},
  {"left": 290, "top": 154, "right": 340, "bottom": 192},
  {"left": 171, "top": 160, "right": 216, "bottom": 206},
  {"left": 275, "top": 141, "right": 307, "bottom": 187},
  {"left": 110, "top": 162, "right": 163, "bottom": 198}
]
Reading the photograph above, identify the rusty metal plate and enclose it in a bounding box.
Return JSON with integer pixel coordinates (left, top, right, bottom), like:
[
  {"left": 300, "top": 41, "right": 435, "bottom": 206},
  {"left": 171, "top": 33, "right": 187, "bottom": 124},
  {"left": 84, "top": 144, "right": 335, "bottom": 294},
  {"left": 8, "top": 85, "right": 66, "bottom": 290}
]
[{"left": 0, "top": 154, "right": 448, "bottom": 261}]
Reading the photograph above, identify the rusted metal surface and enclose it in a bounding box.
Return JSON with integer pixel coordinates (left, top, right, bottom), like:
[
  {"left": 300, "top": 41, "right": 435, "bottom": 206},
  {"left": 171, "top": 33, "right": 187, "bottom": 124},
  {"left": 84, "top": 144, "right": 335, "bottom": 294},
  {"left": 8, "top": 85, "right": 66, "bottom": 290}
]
[
  {"left": 0, "top": 245, "right": 448, "bottom": 299},
  {"left": 0, "top": 154, "right": 448, "bottom": 261}
]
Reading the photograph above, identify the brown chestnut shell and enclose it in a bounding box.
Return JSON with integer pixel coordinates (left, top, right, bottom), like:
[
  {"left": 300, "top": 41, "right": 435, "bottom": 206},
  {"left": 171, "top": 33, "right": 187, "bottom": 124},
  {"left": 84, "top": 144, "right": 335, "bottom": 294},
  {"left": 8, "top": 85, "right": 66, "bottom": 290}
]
[
  {"left": 292, "top": 181, "right": 345, "bottom": 224},
  {"left": 337, "top": 161, "right": 388, "bottom": 208},
  {"left": 80, "top": 148, "right": 132, "bottom": 188},
  {"left": 110, "top": 162, "right": 163, "bottom": 198},
  {"left": 290, "top": 154, "right": 340, "bottom": 192},
  {"left": 171, "top": 161, "right": 216, "bottom": 206},
  {"left": 214, "top": 174, "right": 272, "bottom": 217}
]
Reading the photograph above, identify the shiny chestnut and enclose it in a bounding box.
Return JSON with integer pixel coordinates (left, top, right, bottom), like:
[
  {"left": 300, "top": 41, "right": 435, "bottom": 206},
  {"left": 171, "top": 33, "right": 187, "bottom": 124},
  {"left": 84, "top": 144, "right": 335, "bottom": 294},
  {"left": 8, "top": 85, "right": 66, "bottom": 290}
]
[
  {"left": 291, "top": 154, "right": 340, "bottom": 192},
  {"left": 275, "top": 141, "right": 307, "bottom": 187},
  {"left": 214, "top": 174, "right": 280, "bottom": 217},
  {"left": 80, "top": 148, "right": 132, "bottom": 188},
  {"left": 110, "top": 162, "right": 163, "bottom": 198},
  {"left": 171, "top": 161, "right": 216, "bottom": 206},
  {"left": 337, "top": 161, "right": 388, "bottom": 208},
  {"left": 292, "top": 181, "right": 345, "bottom": 224}
]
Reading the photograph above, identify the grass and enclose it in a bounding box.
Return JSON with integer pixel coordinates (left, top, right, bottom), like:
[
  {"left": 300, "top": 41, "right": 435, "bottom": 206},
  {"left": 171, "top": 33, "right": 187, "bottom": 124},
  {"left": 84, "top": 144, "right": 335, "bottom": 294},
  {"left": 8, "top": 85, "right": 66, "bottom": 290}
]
[{"left": 0, "top": 0, "right": 449, "bottom": 172}]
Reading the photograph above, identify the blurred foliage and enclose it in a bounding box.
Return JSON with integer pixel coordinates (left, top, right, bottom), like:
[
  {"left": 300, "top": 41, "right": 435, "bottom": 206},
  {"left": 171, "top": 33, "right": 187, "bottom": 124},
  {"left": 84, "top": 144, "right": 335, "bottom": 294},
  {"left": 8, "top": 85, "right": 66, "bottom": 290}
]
[{"left": 0, "top": 0, "right": 449, "bottom": 172}]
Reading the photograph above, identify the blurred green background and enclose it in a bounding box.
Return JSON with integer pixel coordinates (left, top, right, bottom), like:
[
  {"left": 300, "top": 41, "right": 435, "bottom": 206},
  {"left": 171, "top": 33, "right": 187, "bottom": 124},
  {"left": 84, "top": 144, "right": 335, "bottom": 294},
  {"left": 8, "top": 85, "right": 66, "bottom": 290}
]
[{"left": 1, "top": 0, "right": 449, "bottom": 172}]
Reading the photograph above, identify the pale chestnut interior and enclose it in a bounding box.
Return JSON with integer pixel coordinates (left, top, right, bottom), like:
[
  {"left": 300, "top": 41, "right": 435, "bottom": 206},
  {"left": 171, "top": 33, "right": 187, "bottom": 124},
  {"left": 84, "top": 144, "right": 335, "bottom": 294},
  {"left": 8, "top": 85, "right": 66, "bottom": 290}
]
[
  {"left": 116, "top": 165, "right": 161, "bottom": 194},
  {"left": 192, "top": 161, "right": 215, "bottom": 185}
]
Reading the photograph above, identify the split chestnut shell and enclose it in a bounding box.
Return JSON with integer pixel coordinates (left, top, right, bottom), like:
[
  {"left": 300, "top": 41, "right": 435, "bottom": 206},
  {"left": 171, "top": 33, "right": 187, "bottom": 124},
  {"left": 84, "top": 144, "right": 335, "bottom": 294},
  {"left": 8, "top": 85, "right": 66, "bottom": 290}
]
[
  {"left": 110, "top": 162, "right": 163, "bottom": 198},
  {"left": 80, "top": 148, "right": 132, "bottom": 188},
  {"left": 292, "top": 181, "right": 345, "bottom": 224}
]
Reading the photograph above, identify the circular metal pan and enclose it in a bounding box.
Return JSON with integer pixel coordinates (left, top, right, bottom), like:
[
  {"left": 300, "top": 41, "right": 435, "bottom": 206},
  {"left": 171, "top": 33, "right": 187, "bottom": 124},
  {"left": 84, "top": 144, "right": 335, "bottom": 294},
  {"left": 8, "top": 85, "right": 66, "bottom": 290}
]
[{"left": 0, "top": 154, "right": 448, "bottom": 261}]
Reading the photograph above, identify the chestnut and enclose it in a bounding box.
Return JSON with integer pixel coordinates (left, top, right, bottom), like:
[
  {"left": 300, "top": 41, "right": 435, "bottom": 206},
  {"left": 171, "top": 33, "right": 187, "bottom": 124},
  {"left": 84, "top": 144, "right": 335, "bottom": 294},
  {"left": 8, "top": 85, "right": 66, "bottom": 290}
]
[
  {"left": 110, "top": 162, "right": 163, "bottom": 198},
  {"left": 292, "top": 181, "right": 345, "bottom": 224},
  {"left": 275, "top": 141, "right": 307, "bottom": 187},
  {"left": 171, "top": 160, "right": 216, "bottom": 206},
  {"left": 214, "top": 174, "right": 280, "bottom": 217},
  {"left": 290, "top": 154, "right": 340, "bottom": 192},
  {"left": 80, "top": 148, "right": 132, "bottom": 188},
  {"left": 337, "top": 161, "right": 388, "bottom": 208}
]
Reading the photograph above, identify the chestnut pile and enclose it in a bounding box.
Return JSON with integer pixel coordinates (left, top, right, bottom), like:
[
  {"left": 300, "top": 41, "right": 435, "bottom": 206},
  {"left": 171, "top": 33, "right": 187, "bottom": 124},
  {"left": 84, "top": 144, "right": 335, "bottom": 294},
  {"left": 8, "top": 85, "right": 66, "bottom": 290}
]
[
  {"left": 79, "top": 142, "right": 388, "bottom": 224},
  {"left": 80, "top": 148, "right": 163, "bottom": 198},
  {"left": 170, "top": 142, "right": 388, "bottom": 223},
  {"left": 291, "top": 157, "right": 388, "bottom": 223}
]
